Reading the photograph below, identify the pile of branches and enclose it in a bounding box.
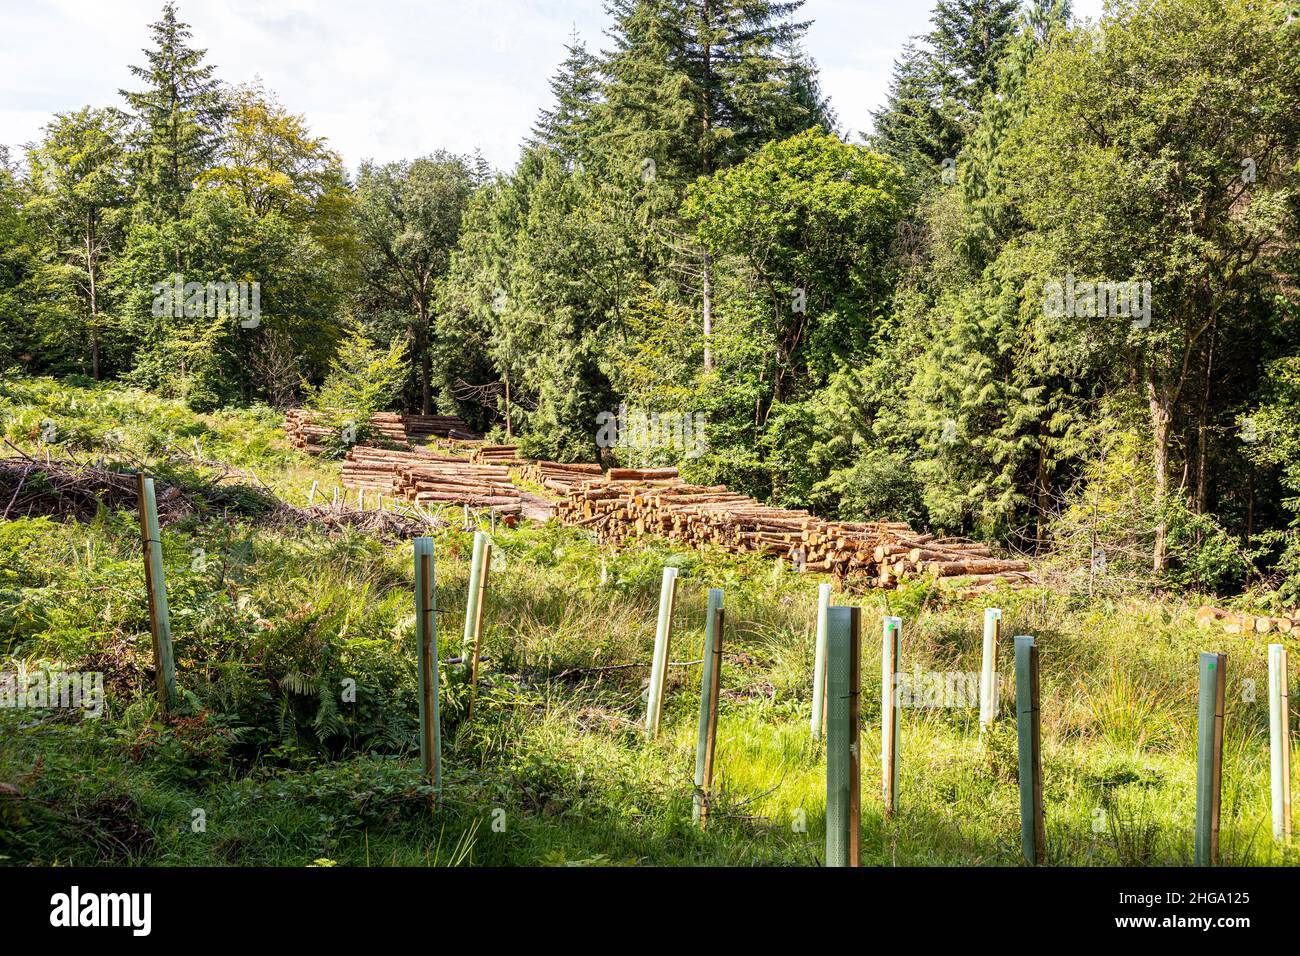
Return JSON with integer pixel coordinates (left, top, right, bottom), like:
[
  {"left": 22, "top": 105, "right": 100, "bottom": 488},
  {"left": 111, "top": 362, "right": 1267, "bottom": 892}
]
[
  {"left": 0, "top": 454, "right": 442, "bottom": 540},
  {"left": 1, "top": 455, "right": 198, "bottom": 523},
  {"left": 271, "top": 503, "right": 444, "bottom": 540}
]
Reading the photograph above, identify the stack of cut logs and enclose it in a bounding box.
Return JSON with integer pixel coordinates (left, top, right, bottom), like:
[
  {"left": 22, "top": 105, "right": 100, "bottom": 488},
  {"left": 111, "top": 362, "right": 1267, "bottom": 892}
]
[
  {"left": 340, "top": 445, "right": 523, "bottom": 515},
  {"left": 518, "top": 461, "right": 605, "bottom": 494},
  {"left": 285, "top": 409, "right": 409, "bottom": 453},
  {"left": 341, "top": 446, "right": 435, "bottom": 493},
  {"left": 554, "top": 470, "right": 1033, "bottom": 592},
  {"left": 470, "top": 445, "right": 526, "bottom": 466},
  {"left": 1196, "top": 605, "right": 1300, "bottom": 636},
  {"left": 402, "top": 413, "right": 479, "bottom": 440}
]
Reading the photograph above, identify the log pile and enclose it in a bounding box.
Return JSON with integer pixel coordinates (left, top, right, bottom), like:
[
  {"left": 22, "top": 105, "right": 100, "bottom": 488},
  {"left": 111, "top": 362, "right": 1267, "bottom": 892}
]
[
  {"left": 341, "top": 446, "right": 440, "bottom": 493},
  {"left": 339, "top": 445, "right": 524, "bottom": 515},
  {"left": 394, "top": 458, "right": 522, "bottom": 515},
  {"left": 553, "top": 472, "right": 1034, "bottom": 592},
  {"left": 1196, "top": 605, "right": 1300, "bottom": 636},
  {"left": 518, "top": 460, "right": 604, "bottom": 494},
  {"left": 470, "top": 445, "right": 527, "bottom": 466},
  {"left": 285, "top": 409, "right": 409, "bottom": 453},
  {"left": 402, "top": 413, "right": 479, "bottom": 440}
]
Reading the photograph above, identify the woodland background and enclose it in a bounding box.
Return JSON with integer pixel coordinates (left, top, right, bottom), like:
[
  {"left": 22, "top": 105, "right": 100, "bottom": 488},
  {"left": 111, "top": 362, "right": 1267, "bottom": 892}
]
[{"left": 3, "top": 0, "right": 1300, "bottom": 599}]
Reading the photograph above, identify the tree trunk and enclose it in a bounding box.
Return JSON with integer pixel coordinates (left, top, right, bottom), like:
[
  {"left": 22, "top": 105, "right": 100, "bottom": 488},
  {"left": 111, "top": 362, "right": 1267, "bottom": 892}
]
[
  {"left": 503, "top": 373, "right": 513, "bottom": 439},
  {"left": 700, "top": 10, "right": 714, "bottom": 373},
  {"left": 1034, "top": 434, "right": 1050, "bottom": 554},
  {"left": 413, "top": 299, "right": 432, "bottom": 415},
  {"left": 1195, "top": 318, "right": 1216, "bottom": 516},
  {"left": 1147, "top": 375, "right": 1172, "bottom": 574},
  {"left": 702, "top": 251, "right": 714, "bottom": 372},
  {"left": 85, "top": 221, "right": 101, "bottom": 380}
]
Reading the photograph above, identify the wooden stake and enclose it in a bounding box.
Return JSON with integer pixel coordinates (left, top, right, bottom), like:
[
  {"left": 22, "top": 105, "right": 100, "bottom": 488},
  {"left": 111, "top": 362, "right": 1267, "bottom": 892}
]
[
  {"left": 307, "top": 480, "right": 318, "bottom": 506},
  {"left": 1269, "top": 644, "right": 1292, "bottom": 844},
  {"left": 415, "top": 538, "right": 441, "bottom": 795},
  {"left": 979, "top": 608, "right": 1002, "bottom": 732},
  {"left": 645, "top": 566, "right": 679, "bottom": 736},
  {"left": 882, "top": 616, "right": 902, "bottom": 815},
  {"left": 1015, "top": 635, "right": 1045, "bottom": 865},
  {"left": 136, "top": 474, "right": 177, "bottom": 714},
  {"left": 694, "top": 588, "right": 725, "bottom": 829},
  {"left": 825, "top": 605, "right": 861, "bottom": 867},
  {"left": 810, "top": 583, "right": 831, "bottom": 740}
]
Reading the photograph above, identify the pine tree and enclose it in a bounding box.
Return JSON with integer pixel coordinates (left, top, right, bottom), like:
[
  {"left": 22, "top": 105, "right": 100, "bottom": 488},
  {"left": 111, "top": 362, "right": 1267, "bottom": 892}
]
[
  {"left": 597, "top": 0, "right": 814, "bottom": 184},
  {"left": 527, "top": 32, "right": 602, "bottom": 165},
  {"left": 596, "top": 0, "right": 819, "bottom": 370},
  {"left": 927, "top": 0, "right": 1022, "bottom": 141},
  {"left": 869, "top": 0, "right": 1022, "bottom": 184},
  {"left": 960, "top": 0, "right": 1070, "bottom": 265},
  {"left": 867, "top": 42, "right": 949, "bottom": 184},
  {"left": 120, "top": 2, "right": 226, "bottom": 225}
]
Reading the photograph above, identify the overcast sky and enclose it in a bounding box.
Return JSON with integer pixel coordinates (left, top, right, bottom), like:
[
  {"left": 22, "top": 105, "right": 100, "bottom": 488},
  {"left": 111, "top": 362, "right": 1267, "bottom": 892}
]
[{"left": 0, "top": 0, "right": 1107, "bottom": 174}]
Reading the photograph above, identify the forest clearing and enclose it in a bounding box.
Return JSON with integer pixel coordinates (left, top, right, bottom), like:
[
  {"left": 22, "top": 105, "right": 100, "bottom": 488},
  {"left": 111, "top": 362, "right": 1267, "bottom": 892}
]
[{"left": 0, "top": 376, "right": 1294, "bottom": 869}]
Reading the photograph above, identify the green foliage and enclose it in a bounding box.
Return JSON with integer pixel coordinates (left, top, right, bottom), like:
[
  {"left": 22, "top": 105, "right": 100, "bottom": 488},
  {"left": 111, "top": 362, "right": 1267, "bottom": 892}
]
[
  {"left": 354, "top": 152, "right": 476, "bottom": 414},
  {"left": 311, "top": 322, "right": 408, "bottom": 447},
  {"left": 120, "top": 1, "right": 227, "bottom": 224}
]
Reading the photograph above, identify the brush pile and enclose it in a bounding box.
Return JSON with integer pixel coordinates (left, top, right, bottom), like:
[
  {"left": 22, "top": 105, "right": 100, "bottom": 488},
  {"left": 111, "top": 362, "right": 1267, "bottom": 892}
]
[
  {"left": 1196, "top": 605, "right": 1300, "bottom": 636},
  {"left": 274, "top": 503, "right": 444, "bottom": 541},
  {"left": 0, "top": 455, "right": 442, "bottom": 540},
  {"left": 517, "top": 460, "right": 604, "bottom": 493},
  {"left": 554, "top": 471, "right": 1033, "bottom": 592},
  {"left": 284, "top": 409, "right": 409, "bottom": 453},
  {"left": 1, "top": 456, "right": 174, "bottom": 522}
]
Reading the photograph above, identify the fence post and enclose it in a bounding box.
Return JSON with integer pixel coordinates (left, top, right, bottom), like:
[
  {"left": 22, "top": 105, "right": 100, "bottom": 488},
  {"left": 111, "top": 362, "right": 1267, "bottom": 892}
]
[
  {"left": 979, "top": 608, "right": 1002, "bottom": 732},
  {"left": 694, "top": 588, "right": 725, "bottom": 829},
  {"left": 415, "top": 537, "right": 441, "bottom": 796},
  {"left": 1015, "top": 635, "right": 1044, "bottom": 865},
  {"left": 810, "top": 583, "right": 832, "bottom": 739},
  {"left": 882, "top": 616, "right": 902, "bottom": 815},
  {"left": 136, "top": 474, "right": 177, "bottom": 714},
  {"left": 1269, "top": 644, "right": 1292, "bottom": 844},
  {"left": 825, "top": 605, "right": 862, "bottom": 867},
  {"left": 1194, "top": 651, "right": 1226, "bottom": 866},
  {"left": 645, "top": 566, "right": 680, "bottom": 736}
]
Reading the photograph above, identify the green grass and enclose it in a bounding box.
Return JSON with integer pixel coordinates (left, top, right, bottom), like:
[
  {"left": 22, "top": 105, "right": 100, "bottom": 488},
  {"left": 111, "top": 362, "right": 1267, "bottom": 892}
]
[{"left": 1, "top": 377, "right": 1297, "bottom": 867}]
